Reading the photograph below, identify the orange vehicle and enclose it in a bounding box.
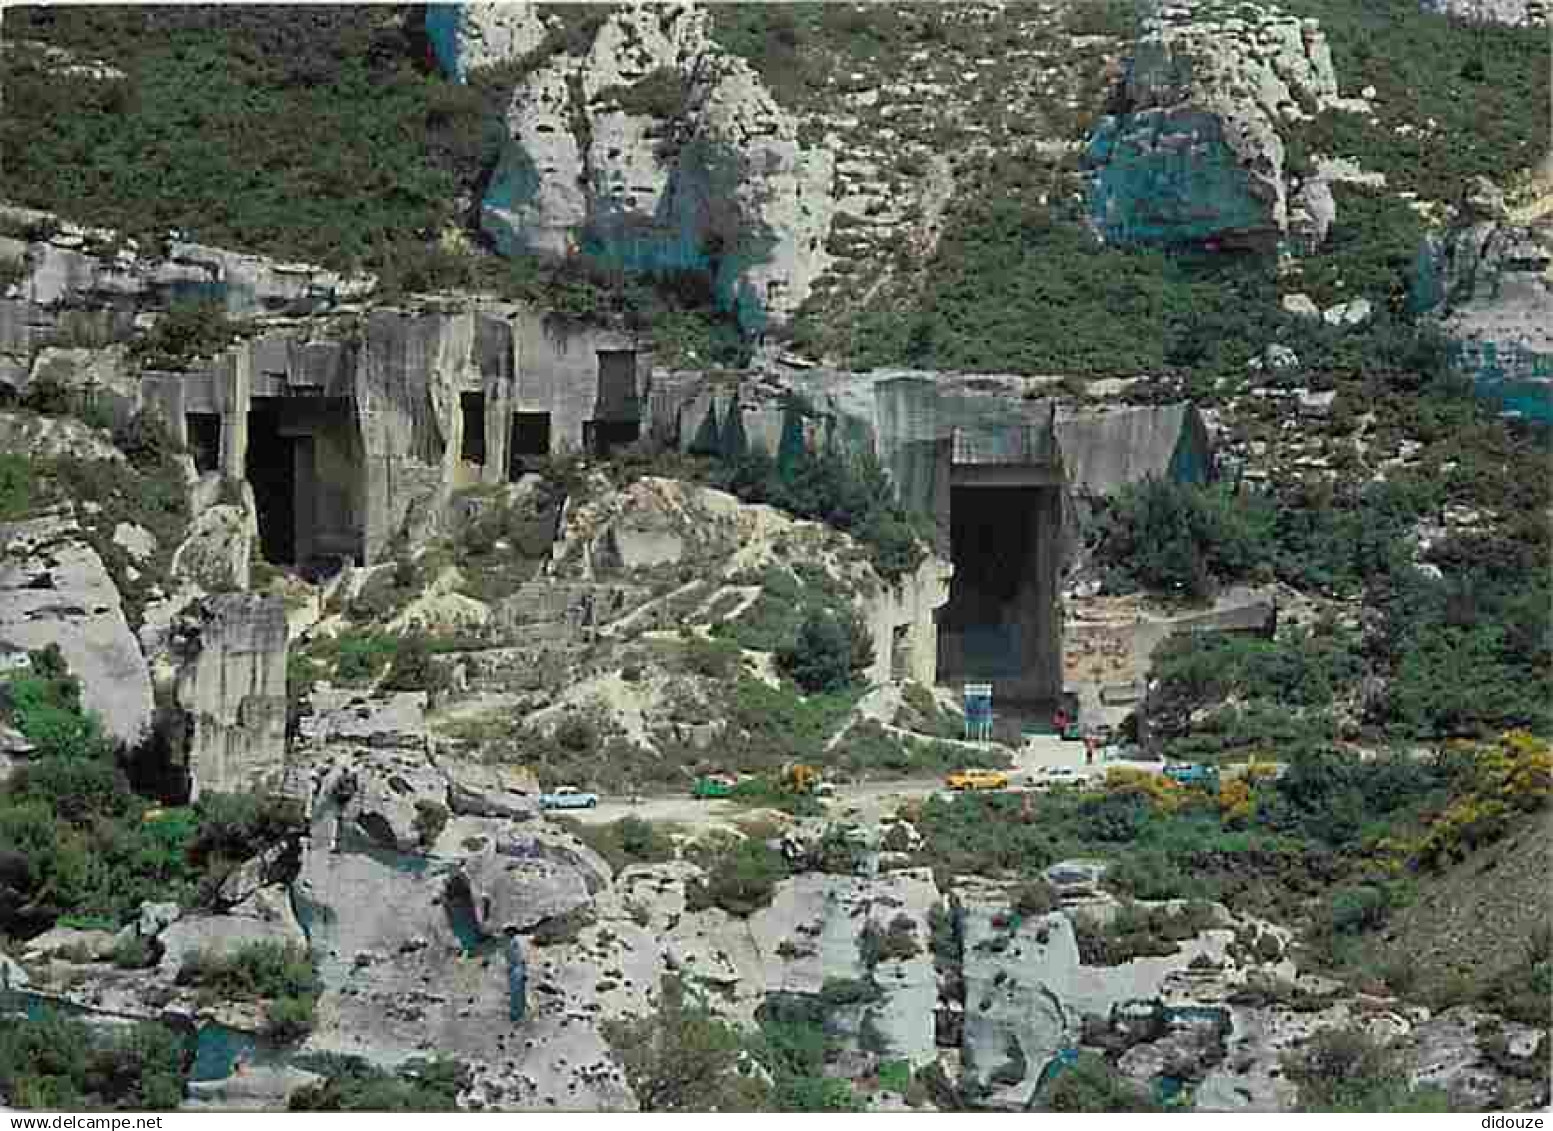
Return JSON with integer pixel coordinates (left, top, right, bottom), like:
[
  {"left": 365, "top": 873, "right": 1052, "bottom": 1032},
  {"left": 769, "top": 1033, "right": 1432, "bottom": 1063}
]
[{"left": 945, "top": 768, "right": 1009, "bottom": 792}]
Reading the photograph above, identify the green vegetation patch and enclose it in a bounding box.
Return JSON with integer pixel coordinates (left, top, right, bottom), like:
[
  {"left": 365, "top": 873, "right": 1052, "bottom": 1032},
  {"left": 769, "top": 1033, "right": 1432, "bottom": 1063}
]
[
  {"left": 290, "top": 1055, "right": 467, "bottom": 1111},
  {"left": 1281, "top": 1025, "right": 1449, "bottom": 1112},
  {"left": 177, "top": 941, "right": 321, "bottom": 1042},
  {"left": 1287, "top": 0, "right": 1551, "bottom": 201},
  {"left": 0, "top": 1009, "right": 191, "bottom": 1110},
  {"left": 2, "top": 6, "right": 490, "bottom": 270}
]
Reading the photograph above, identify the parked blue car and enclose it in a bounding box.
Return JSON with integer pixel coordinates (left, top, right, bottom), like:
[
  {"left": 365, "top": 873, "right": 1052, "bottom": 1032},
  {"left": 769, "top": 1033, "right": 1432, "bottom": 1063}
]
[
  {"left": 1163, "top": 763, "right": 1219, "bottom": 789},
  {"left": 540, "top": 786, "right": 599, "bottom": 810}
]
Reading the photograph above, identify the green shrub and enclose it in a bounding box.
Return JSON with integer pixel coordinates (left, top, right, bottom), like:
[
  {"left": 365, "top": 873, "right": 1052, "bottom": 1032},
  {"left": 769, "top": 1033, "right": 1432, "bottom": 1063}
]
[
  {"left": 602, "top": 976, "right": 771, "bottom": 1112},
  {"left": 110, "top": 933, "right": 154, "bottom": 969},
  {"left": 382, "top": 635, "right": 452, "bottom": 696},
  {"left": 1325, "top": 884, "right": 1393, "bottom": 936},
  {"left": 127, "top": 302, "right": 238, "bottom": 370},
  {"left": 777, "top": 607, "right": 872, "bottom": 694},
  {"left": 329, "top": 633, "right": 400, "bottom": 684},
  {"left": 1, "top": 8, "right": 484, "bottom": 271},
  {"left": 1042, "top": 1051, "right": 1161, "bottom": 1112},
  {"left": 0, "top": 453, "right": 37, "bottom": 520},
  {"left": 597, "top": 67, "right": 690, "bottom": 119},
  {"left": 1093, "top": 478, "right": 1275, "bottom": 598},
  {"left": 1073, "top": 901, "right": 1218, "bottom": 966},
  {"left": 1282, "top": 1027, "right": 1450, "bottom": 1112},
  {"left": 1012, "top": 878, "right": 1058, "bottom": 917},
  {"left": 0, "top": 1009, "right": 190, "bottom": 1111},
  {"left": 178, "top": 941, "right": 320, "bottom": 1008},
  {"left": 687, "top": 838, "right": 789, "bottom": 917},
  {"left": 412, "top": 800, "right": 449, "bottom": 848},
  {"left": 684, "top": 636, "right": 741, "bottom": 679},
  {"left": 290, "top": 1056, "right": 466, "bottom": 1111}
]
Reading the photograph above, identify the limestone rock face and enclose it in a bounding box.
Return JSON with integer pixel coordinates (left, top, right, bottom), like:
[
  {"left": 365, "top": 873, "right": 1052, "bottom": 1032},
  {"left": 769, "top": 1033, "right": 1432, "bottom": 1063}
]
[
  {"left": 1406, "top": 1005, "right": 1549, "bottom": 1110},
  {"left": 0, "top": 409, "right": 124, "bottom": 463},
  {"left": 460, "top": 3, "right": 834, "bottom": 327},
  {"left": 1421, "top": 0, "right": 1547, "bottom": 24},
  {"left": 22, "top": 926, "right": 120, "bottom": 961},
  {"left": 1086, "top": 2, "right": 1346, "bottom": 248},
  {"left": 1413, "top": 186, "right": 1553, "bottom": 419},
  {"left": 427, "top": 2, "right": 548, "bottom": 80},
  {"left": 0, "top": 512, "right": 153, "bottom": 745},
  {"left": 443, "top": 760, "right": 542, "bottom": 821},
  {"left": 172, "top": 594, "right": 288, "bottom": 800},
  {"left": 293, "top": 839, "right": 635, "bottom": 1110}
]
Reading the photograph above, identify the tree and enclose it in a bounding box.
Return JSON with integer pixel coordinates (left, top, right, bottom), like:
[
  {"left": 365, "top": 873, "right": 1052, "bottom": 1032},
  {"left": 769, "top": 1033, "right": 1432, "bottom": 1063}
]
[
  {"left": 602, "top": 977, "right": 770, "bottom": 1111},
  {"left": 1043, "top": 1052, "right": 1162, "bottom": 1112},
  {"left": 1282, "top": 1027, "right": 1449, "bottom": 1112},
  {"left": 777, "top": 608, "right": 872, "bottom": 694}
]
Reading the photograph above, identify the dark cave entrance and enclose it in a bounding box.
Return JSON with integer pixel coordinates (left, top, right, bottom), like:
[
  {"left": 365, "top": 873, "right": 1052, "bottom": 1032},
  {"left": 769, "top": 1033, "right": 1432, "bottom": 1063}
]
[
  {"left": 460, "top": 392, "right": 487, "bottom": 464},
  {"left": 186, "top": 412, "right": 221, "bottom": 474},
  {"left": 509, "top": 412, "right": 551, "bottom": 477},
  {"left": 247, "top": 404, "right": 297, "bottom": 565},
  {"left": 587, "top": 419, "right": 640, "bottom": 457},
  {"left": 938, "top": 481, "right": 1061, "bottom": 725}
]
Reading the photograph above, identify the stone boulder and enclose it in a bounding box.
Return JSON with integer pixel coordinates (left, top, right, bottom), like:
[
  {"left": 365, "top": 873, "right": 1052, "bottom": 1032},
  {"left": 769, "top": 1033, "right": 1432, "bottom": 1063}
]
[
  {"left": 1407, "top": 1006, "right": 1549, "bottom": 1110},
  {"left": 23, "top": 926, "right": 120, "bottom": 961},
  {"left": 457, "top": 849, "right": 594, "bottom": 937},
  {"left": 0, "top": 409, "right": 125, "bottom": 463},
  {"left": 1086, "top": 2, "right": 1346, "bottom": 248},
  {"left": 155, "top": 910, "right": 307, "bottom": 979},
  {"left": 170, "top": 502, "right": 254, "bottom": 592},
  {"left": 324, "top": 750, "right": 450, "bottom": 853},
  {"left": 0, "top": 513, "right": 153, "bottom": 744},
  {"left": 302, "top": 689, "right": 429, "bottom": 752},
  {"left": 443, "top": 759, "right": 541, "bottom": 821},
  {"left": 138, "top": 900, "right": 181, "bottom": 939},
  {"left": 1413, "top": 187, "right": 1552, "bottom": 418},
  {"left": 184, "top": 1065, "right": 323, "bottom": 1112}
]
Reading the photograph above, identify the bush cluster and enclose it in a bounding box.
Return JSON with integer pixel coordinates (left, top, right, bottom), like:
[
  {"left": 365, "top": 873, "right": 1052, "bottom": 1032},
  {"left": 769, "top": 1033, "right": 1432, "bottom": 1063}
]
[
  {"left": 686, "top": 837, "right": 789, "bottom": 917},
  {"left": 0, "top": 1010, "right": 190, "bottom": 1110}
]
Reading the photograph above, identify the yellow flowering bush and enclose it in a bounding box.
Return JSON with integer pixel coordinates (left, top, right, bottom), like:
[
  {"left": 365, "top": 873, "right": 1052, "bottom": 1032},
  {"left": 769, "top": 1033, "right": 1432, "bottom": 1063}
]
[
  {"left": 1416, "top": 731, "right": 1550, "bottom": 868},
  {"left": 1217, "top": 777, "right": 1255, "bottom": 827},
  {"left": 1104, "top": 767, "right": 1186, "bottom": 814}
]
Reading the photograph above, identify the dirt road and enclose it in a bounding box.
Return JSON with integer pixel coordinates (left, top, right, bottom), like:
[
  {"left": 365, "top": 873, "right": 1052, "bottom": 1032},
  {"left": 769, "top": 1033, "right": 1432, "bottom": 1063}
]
[{"left": 562, "top": 734, "right": 1144, "bottom": 828}]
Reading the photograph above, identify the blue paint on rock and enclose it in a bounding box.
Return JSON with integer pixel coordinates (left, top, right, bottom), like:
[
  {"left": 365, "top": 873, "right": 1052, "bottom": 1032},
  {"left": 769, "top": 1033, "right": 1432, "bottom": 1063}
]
[
  {"left": 426, "top": 4, "right": 464, "bottom": 82},
  {"left": 505, "top": 936, "right": 527, "bottom": 1024},
  {"left": 480, "top": 137, "right": 773, "bottom": 336},
  {"left": 1086, "top": 110, "right": 1268, "bottom": 246}
]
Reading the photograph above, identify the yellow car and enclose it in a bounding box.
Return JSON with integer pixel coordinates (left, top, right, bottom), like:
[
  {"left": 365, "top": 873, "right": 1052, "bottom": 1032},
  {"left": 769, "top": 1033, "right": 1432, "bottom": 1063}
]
[{"left": 946, "top": 768, "right": 1009, "bottom": 792}]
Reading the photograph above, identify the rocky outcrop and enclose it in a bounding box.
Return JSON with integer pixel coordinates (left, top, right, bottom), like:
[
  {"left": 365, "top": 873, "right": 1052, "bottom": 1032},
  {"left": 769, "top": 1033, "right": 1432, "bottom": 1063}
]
[
  {"left": 1412, "top": 177, "right": 1553, "bottom": 422},
  {"left": 442, "top": 760, "right": 542, "bottom": 821},
  {"left": 172, "top": 594, "right": 288, "bottom": 800},
  {"left": 170, "top": 501, "right": 255, "bottom": 593},
  {"left": 1085, "top": 2, "right": 1349, "bottom": 248},
  {"left": 0, "top": 512, "right": 153, "bottom": 744},
  {"left": 448, "top": 3, "right": 835, "bottom": 328},
  {"left": 156, "top": 906, "right": 308, "bottom": 980},
  {"left": 1421, "top": 0, "right": 1548, "bottom": 25},
  {"left": 292, "top": 834, "right": 635, "bottom": 1110}
]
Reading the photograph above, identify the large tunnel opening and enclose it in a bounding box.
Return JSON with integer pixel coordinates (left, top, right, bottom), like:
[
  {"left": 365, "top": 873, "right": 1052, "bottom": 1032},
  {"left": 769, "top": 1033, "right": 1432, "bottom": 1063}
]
[
  {"left": 246, "top": 396, "right": 361, "bottom": 569},
  {"left": 938, "top": 482, "right": 1061, "bottom": 732},
  {"left": 246, "top": 403, "right": 297, "bottom": 565}
]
